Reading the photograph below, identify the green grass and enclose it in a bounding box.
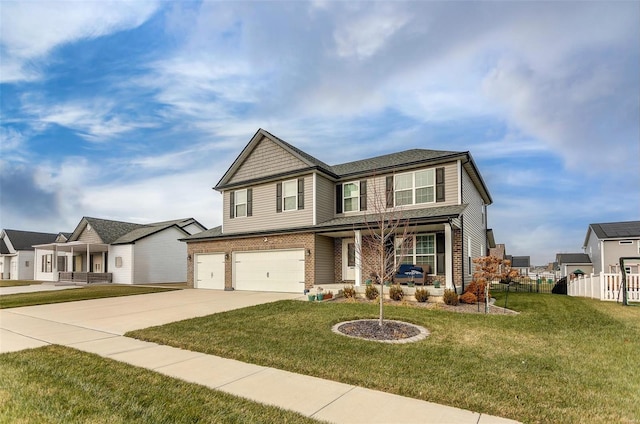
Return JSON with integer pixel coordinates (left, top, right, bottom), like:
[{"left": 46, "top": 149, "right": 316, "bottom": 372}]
[
  {"left": 0, "top": 345, "right": 320, "bottom": 423},
  {"left": 0, "top": 285, "right": 178, "bottom": 309},
  {"left": 128, "top": 294, "right": 640, "bottom": 424},
  {"left": 0, "top": 280, "right": 41, "bottom": 287}
]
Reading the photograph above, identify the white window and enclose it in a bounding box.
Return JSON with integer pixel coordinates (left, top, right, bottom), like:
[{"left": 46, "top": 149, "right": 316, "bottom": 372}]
[
  {"left": 115, "top": 257, "right": 123, "bottom": 268},
  {"left": 343, "top": 182, "right": 359, "bottom": 212},
  {"left": 395, "top": 169, "right": 435, "bottom": 206},
  {"left": 396, "top": 234, "right": 436, "bottom": 274},
  {"left": 468, "top": 237, "right": 472, "bottom": 275},
  {"left": 638, "top": 241, "right": 640, "bottom": 255},
  {"left": 41, "top": 254, "right": 52, "bottom": 273},
  {"left": 619, "top": 240, "right": 633, "bottom": 245},
  {"left": 235, "top": 189, "right": 247, "bottom": 218},
  {"left": 282, "top": 180, "right": 297, "bottom": 211}
]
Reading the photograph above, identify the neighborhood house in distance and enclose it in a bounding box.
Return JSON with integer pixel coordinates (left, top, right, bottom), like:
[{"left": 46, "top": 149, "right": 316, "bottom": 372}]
[
  {"left": 1, "top": 230, "right": 63, "bottom": 280},
  {"left": 182, "top": 128, "right": 494, "bottom": 294},
  {"left": 28, "top": 217, "right": 206, "bottom": 284}
]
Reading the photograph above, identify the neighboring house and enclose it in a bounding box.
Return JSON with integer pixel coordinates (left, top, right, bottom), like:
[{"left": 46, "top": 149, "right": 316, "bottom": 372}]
[
  {"left": 556, "top": 253, "right": 593, "bottom": 278},
  {"left": 507, "top": 255, "right": 531, "bottom": 275},
  {"left": 0, "top": 230, "right": 60, "bottom": 280},
  {"left": 183, "top": 128, "right": 494, "bottom": 293},
  {"left": 583, "top": 221, "right": 640, "bottom": 275},
  {"left": 33, "top": 217, "right": 206, "bottom": 284}
]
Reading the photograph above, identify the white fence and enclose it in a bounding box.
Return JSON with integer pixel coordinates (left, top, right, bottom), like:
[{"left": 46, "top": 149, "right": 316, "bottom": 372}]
[{"left": 568, "top": 273, "right": 640, "bottom": 302}]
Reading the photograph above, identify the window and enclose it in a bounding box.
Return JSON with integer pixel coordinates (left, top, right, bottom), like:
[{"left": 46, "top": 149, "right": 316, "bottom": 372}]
[
  {"left": 234, "top": 189, "right": 247, "bottom": 217},
  {"left": 396, "top": 234, "right": 436, "bottom": 274},
  {"left": 25, "top": 261, "right": 30, "bottom": 268},
  {"left": 468, "top": 237, "right": 472, "bottom": 275},
  {"left": 619, "top": 240, "right": 633, "bottom": 245},
  {"left": 57, "top": 256, "right": 67, "bottom": 272},
  {"left": 343, "top": 182, "right": 359, "bottom": 212},
  {"left": 283, "top": 180, "right": 297, "bottom": 211},
  {"left": 394, "top": 169, "right": 435, "bottom": 206},
  {"left": 41, "top": 254, "right": 52, "bottom": 273},
  {"left": 115, "top": 257, "right": 123, "bottom": 268}
]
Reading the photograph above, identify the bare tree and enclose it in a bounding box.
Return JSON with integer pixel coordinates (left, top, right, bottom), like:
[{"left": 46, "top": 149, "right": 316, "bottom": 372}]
[{"left": 355, "top": 174, "right": 414, "bottom": 327}]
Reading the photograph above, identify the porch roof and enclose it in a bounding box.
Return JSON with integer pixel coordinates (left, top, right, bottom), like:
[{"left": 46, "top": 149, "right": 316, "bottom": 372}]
[
  {"left": 182, "top": 204, "right": 467, "bottom": 242},
  {"left": 32, "top": 241, "right": 109, "bottom": 253}
]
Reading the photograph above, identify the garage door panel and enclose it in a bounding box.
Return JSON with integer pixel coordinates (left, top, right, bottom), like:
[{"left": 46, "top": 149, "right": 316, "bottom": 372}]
[
  {"left": 234, "top": 250, "right": 305, "bottom": 293},
  {"left": 195, "top": 253, "right": 225, "bottom": 290}
]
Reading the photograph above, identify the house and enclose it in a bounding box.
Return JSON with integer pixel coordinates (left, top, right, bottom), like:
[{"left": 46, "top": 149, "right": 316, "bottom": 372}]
[
  {"left": 183, "top": 128, "right": 494, "bottom": 293},
  {"left": 507, "top": 255, "right": 531, "bottom": 275},
  {"left": 583, "top": 221, "right": 640, "bottom": 275},
  {"left": 33, "top": 217, "right": 206, "bottom": 284},
  {"left": 0, "top": 229, "right": 62, "bottom": 280},
  {"left": 556, "top": 253, "right": 593, "bottom": 278}
]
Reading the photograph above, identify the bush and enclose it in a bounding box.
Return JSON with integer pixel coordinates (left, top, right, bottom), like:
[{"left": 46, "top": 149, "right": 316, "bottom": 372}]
[
  {"left": 465, "top": 280, "right": 489, "bottom": 301},
  {"left": 414, "top": 288, "right": 430, "bottom": 302},
  {"left": 365, "top": 284, "right": 379, "bottom": 300},
  {"left": 389, "top": 284, "right": 404, "bottom": 301},
  {"left": 459, "top": 291, "right": 477, "bottom": 304},
  {"left": 443, "top": 289, "right": 459, "bottom": 306},
  {"left": 343, "top": 285, "right": 356, "bottom": 298}
]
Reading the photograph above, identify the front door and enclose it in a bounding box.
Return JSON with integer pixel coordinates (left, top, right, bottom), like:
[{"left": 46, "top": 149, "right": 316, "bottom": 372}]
[{"left": 342, "top": 239, "right": 356, "bottom": 281}]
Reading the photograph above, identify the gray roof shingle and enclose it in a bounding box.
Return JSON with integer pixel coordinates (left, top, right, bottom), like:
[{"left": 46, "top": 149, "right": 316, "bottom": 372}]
[
  {"left": 589, "top": 221, "right": 640, "bottom": 239},
  {"left": 556, "top": 253, "right": 592, "bottom": 264},
  {"left": 331, "top": 149, "right": 462, "bottom": 177},
  {"left": 1, "top": 230, "right": 59, "bottom": 251}
]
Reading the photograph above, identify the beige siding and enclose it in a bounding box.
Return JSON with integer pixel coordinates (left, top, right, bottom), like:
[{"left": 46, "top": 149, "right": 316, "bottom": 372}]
[
  {"left": 584, "top": 231, "right": 602, "bottom": 274},
  {"left": 315, "top": 174, "right": 335, "bottom": 224},
  {"left": 314, "top": 235, "right": 335, "bottom": 285},
  {"left": 77, "top": 225, "right": 103, "bottom": 243},
  {"left": 223, "top": 174, "right": 314, "bottom": 233},
  {"left": 335, "top": 162, "right": 460, "bottom": 219},
  {"left": 602, "top": 239, "right": 640, "bottom": 273},
  {"left": 461, "top": 167, "right": 487, "bottom": 285},
  {"left": 229, "top": 136, "right": 308, "bottom": 184}
]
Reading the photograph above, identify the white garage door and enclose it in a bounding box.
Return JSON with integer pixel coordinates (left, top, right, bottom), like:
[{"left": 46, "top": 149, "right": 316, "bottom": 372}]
[
  {"left": 195, "top": 253, "right": 225, "bottom": 290},
  {"left": 234, "top": 249, "right": 305, "bottom": 293}
]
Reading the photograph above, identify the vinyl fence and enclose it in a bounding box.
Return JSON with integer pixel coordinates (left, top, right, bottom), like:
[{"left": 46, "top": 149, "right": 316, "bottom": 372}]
[{"left": 567, "top": 273, "right": 640, "bottom": 302}]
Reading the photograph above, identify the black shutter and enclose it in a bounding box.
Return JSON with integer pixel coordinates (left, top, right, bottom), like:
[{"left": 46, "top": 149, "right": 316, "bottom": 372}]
[
  {"left": 336, "top": 184, "right": 343, "bottom": 214},
  {"left": 298, "top": 178, "right": 304, "bottom": 209},
  {"left": 386, "top": 176, "right": 394, "bottom": 208},
  {"left": 247, "top": 188, "right": 253, "bottom": 217},
  {"left": 360, "top": 180, "right": 367, "bottom": 211},
  {"left": 230, "top": 191, "right": 235, "bottom": 219},
  {"left": 436, "top": 167, "right": 445, "bottom": 202},
  {"left": 276, "top": 183, "right": 282, "bottom": 213}
]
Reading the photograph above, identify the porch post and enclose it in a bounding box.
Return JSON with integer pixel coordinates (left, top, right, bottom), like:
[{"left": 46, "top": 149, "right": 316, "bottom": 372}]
[
  {"left": 54, "top": 245, "right": 59, "bottom": 282},
  {"left": 71, "top": 247, "right": 74, "bottom": 272},
  {"left": 444, "top": 223, "right": 453, "bottom": 289},
  {"left": 354, "top": 229, "right": 362, "bottom": 287},
  {"left": 86, "top": 244, "right": 90, "bottom": 272}
]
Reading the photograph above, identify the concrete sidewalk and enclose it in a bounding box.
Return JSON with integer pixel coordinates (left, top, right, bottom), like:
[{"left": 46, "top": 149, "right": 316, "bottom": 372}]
[
  {"left": 0, "top": 290, "right": 520, "bottom": 424},
  {"left": 0, "top": 283, "right": 81, "bottom": 295}
]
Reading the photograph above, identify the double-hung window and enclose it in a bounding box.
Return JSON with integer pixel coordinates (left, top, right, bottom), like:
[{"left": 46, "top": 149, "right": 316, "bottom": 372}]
[
  {"left": 343, "top": 182, "right": 359, "bottom": 212},
  {"left": 395, "top": 234, "right": 436, "bottom": 274},
  {"left": 283, "top": 180, "right": 297, "bottom": 211},
  {"left": 395, "top": 169, "right": 435, "bottom": 206},
  {"left": 235, "top": 189, "right": 247, "bottom": 218}
]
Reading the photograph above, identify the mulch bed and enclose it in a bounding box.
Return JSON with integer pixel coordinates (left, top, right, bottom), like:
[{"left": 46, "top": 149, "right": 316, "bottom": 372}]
[
  {"left": 334, "top": 297, "right": 518, "bottom": 315},
  {"left": 337, "top": 319, "right": 420, "bottom": 341}
]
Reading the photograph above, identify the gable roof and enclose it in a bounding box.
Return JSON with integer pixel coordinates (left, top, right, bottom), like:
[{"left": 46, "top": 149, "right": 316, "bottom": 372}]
[
  {"left": 1, "top": 229, "right": 59, "bottom": 251},
  {"left": 589, "top": 221, "right": 640, "bottom": 239},
  {"left": 215, "top": 128, "right": 492, "bottom": 204},
  {"left": 1, "top": 238, "right": 10, "bottom": 254},
  {"left": 556, "top": 253, "right": 592, "bottom": 265},
  {"left": 111, "top": 223, "right": 189, "bottom": 245},
  {"left": 510, "top": 256, "right": 531, "bottom": 268}
]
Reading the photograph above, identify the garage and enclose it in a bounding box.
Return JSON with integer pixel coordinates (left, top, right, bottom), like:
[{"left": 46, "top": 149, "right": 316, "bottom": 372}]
[
  {"left": 195, "top": 253, "right": 226, "bottom": 290},
  {"left": 234, "top": 249, "right": 305, "bottom": 293}
]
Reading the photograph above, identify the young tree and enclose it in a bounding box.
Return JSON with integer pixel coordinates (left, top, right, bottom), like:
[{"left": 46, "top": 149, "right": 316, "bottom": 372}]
[
  {"left": 356, "top": 175, "right": 413, "bottom": 327},
  {"left": 469, "top": 255, "right": 519, "bottom": 313}
]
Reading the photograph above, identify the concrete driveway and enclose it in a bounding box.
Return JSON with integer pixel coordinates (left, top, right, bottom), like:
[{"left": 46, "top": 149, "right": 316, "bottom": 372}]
[{"left": 0, "top": 289, "right": 303, "bottom": 353}]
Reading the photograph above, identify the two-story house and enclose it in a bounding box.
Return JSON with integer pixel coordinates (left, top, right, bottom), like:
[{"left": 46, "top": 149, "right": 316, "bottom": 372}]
[
  {"left": 184, "top": 129, "right": 493, "bottom": 294},
  {"left": 583, "top": 221, "right": 640, "bottom": 275}
]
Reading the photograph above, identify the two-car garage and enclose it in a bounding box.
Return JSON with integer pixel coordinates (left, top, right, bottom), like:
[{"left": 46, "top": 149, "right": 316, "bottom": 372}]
[{"left": 194, "top": 249, "right": 306, "bottom": 293}]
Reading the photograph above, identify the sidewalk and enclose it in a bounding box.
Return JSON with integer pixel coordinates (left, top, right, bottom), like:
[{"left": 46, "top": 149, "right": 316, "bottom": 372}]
[{"left": 0, "top": 291, "right": 520, "bottom": 424}]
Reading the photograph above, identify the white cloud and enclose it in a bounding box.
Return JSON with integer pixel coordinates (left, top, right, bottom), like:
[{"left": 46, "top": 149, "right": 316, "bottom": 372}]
[{"left": 0, "top": 0, "right": 160, "bottom": 82}]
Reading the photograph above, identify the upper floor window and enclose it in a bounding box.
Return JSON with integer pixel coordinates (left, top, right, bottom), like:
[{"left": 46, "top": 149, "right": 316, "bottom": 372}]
[
  {"left": 276, "top": 178, "right": 304, "bottom": 213},
  {"left": 343, "top": 181, "right": 360, "bottom": 212},
  {"left": 390, "top": 168, "right": 444, "bottom": 207},
  {"left": 230, "top": 188, "right": 252, "bottom": 219}
]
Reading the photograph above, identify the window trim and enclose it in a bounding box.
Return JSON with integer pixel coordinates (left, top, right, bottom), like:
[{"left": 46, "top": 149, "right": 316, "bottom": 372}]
[
  {"left": 394, "top": 169, "right": 435, "bottom": 207},
  {"left": 282, "top": 179, "right": 298, "bottom": 212},
  {"left": 342, "top": 180, "right": 360, "bottom": 213},
  {"left": 234, "top": 189, "right": 248, "bottom": 218},
  {"left": 395, "top": 234, "right": 436, "bottom": 275}
]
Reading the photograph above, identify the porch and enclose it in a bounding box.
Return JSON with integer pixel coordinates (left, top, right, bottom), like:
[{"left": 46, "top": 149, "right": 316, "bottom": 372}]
[{"left": 58, "top": 272, "right": 113, "bottom": 284}]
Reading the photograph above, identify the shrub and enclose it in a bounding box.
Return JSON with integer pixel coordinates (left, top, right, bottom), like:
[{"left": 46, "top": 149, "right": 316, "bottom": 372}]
[
  {"left": 324, "top": 291, "right": 333, "bottom": 300},
  {"left": 465, "top": 280, "right": 489, "bottom": 301},
  {"left": 443, "top": 289, "right": 459, "bottom": 306},
  {"left": 414, "top": 288, "right": 430, "bottom": 302},
  {"left": 365, "top": 284, "right": 379, "bottom": 300},
  {"left": 389, "top": 284, "right": 404, "bottom": 301},
  {"left": 459, "top": 291, "right": 477, "bottom": 304},
  {"left": 343, "top": 285, "right": 356, "bottom": 298}
]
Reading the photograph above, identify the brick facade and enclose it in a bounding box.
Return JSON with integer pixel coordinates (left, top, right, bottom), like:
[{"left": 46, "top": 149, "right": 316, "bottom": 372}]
[
  {"left": 187, "top": 232, "right": 316, "bottom": 290},
  {"left": 453, "top": 228, "right": 463, "bottom": 290}
]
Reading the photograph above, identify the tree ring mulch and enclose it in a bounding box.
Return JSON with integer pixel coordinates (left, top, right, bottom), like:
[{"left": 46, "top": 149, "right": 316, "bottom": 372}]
[{"left": 332, "top": 319, "right": 429, "bottom": 344}]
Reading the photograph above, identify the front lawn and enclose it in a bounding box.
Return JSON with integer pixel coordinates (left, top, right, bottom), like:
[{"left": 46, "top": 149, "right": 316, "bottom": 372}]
[
  {"left": 0, "top": 285, "right": 178, "bottom": 309},
  {"left": 128, "top": 294, "right": 640, "bottom": 424},
  {"left": 0, "top": 280, "right": 41, "bottom": 287},
  {"left": 0, "top": 345, "right": 320, "bottom": 423}
]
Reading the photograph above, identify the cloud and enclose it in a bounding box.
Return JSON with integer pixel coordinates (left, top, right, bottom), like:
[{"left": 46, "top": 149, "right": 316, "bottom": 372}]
[{"left": 0, "top": 0, "right": 161, "bottom": 82}]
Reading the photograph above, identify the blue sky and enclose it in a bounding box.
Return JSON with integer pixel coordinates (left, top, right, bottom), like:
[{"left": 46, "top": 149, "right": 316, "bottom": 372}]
[{"left": 1, "top": 1, "right": 638, "bottom": 265}]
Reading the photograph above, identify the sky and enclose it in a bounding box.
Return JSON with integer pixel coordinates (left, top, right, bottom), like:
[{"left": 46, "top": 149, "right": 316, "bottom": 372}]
[{"left": 1, "top": 1, "right": 638, "bottom": 265}]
